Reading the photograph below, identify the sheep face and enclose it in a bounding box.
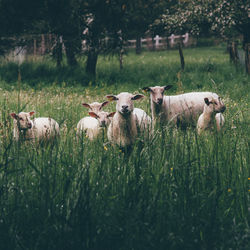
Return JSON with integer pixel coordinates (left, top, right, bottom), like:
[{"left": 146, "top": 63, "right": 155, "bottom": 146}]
[
  {"left": 10, "top": 111, "right": 35, "bottom": 130},
  {"left": 204, "top": 97, "right": 226, "bottom": 113},
  {"left": 142, "top": 85, "right": 172, "bottom": 105},
  {"left": 89, "top": 111, "right": 115, "bottom": 127},
  {"left": 106, "top": 92, "right": 144, "bottom": 116},
  {"left": 82, "top": 101, "right": 109, "bottom": 113}
]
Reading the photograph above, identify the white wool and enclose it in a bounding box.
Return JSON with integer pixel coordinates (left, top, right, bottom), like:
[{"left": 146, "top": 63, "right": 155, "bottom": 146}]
[
  {"left": 32, "top": 117, "right": 60, "bottom": 140},
  {"left": 133, "top": 108, "right": 152, "bottom": 136},
  {"left": 11, "top": 112, "right": 59, "bottom": 141},
  {"left": 77, "top": 116, "right": 100, "bottom": 140},
  {"left": 147, "top": 87, "right": 224, "bottom": 127},
  {"left": 197, "top": 98, "right": 225, "bottom": 134},
  {"left": 106, "top": 92, "right": 150, "bottom": 147}
]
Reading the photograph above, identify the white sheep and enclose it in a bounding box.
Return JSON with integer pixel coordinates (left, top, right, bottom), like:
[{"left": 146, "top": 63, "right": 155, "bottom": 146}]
[
  {"left": 197, "top": 97, "right": 225, "bottom": 134},
  {"left": 106, "top": 92, "right": 150, "bottom": 148},
  {"left": 82, "top": 101, "right": 109, "bottom": 113},
  {"left": 143, "top": 85, "right": 226, "bottom": 128},
  {"left": 10, "top": 111, "right": 59, "bottom": 141},
  {"left": 77, "top": 111, "right": 115, "bottom": 140}
]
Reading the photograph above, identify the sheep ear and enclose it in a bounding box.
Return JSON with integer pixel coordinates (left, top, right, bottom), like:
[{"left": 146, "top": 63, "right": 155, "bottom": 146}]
[
  {"left": 29, "top": 111, "right": 35, "bottom": 116},
  {"left": 10, "top": 113, "right": 18, "bottom": 119},
  {"left": 204, "top": 98, "right": 210, "bottom": 106},
  {"left": 142, "top": 87, "right": 151, "bottom": 93},
  {"left": 82, "top": 103, "right": 91, "bottom": 109},
  {"left": 108, "top": 112, "right": 116, "bottom": 118},
  {"left": 164, "top": 85, "right": 173, "bottom": 91},
  {"left": 106, "top": 95, "right": 118, "bottom": 101},
  {"left": 100, "top": 101, "right": 109, "bottom": 110},
  {"left": 89, "top": 112, "right": 99, "bottom": 118},
  {"left": 131, "top": 94, "right": 144, "bottom": 101}
]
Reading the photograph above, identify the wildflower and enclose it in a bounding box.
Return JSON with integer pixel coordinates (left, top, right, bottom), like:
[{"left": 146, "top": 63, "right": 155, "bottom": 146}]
[
  {"left": 228, "top": 188, "right": 231, "bottom": 192},
  {"left": 170, "top": 168, "right": 173, "bottom": 171},
  {"left": 104, "top": 146, "right": 108, "bottom": 151},
  {"left": 248, "top": 177, "right": 250, "bottom": 181}
]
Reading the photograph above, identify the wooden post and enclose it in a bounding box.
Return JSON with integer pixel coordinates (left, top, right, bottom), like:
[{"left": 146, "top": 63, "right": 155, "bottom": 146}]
[
  {"left": 33, "top": 39, "right": 37, "bottom": 56},
  {"left": 178, "top": 41, "right": 185, "bottom": 71}
]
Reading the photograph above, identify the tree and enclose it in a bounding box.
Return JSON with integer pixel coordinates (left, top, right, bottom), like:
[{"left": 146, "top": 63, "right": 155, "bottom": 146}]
[
  {"left": 209, "top": 0, "right": 250, "bottom": 73},
  {"left": 45, "top": 0, "right": 85, "bottom": 67},
  {"left": 0, "top": 0, "right": 45, "bottom": 55}
]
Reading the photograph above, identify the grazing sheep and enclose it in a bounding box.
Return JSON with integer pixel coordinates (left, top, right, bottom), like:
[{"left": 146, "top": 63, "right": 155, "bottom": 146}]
[
  {"left": 197, "top": 97, "right": 226, "bottom": 134},
  {"left": 143, "top": 85, "right": 225, "bottom": 128},
  {"left": 77, "top": 111, "right": 115, "bottom": 140},
  {"left": 82, "top": 101, "right": 109, "bottom": 113},
  {"left": 10, "top": 111, "right": 59, "bottom": 141},
  {"left": 106, "top": 92, "right": 149, "bottom": 148}
]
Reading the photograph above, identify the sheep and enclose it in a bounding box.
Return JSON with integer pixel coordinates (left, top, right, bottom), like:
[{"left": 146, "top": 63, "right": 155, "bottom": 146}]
[
  {"left": 142, "top": 85, "right": 226, "bottom": 128},
  {"left": 10, "top": 111, "right": 59, "bottom": 142},
  {"left": 82, "top": 101, "right": 109, "bottom": 113},
  {"left": 197, "top": 97, "right": 225, "bottom": 134},
  {"left": 76, "top": 111, "right": 115, "bottom": 140},
  {"left": 133, "top": 107, "right": 152, "bottom": 136},
  {"left": 106, "top": 92, "right": 150, "bottom": 148}
]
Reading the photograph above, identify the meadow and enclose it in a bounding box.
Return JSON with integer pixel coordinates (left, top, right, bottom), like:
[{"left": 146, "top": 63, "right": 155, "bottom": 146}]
[{"left": 0, "top": 46, "right": 249, "bottom": 250}]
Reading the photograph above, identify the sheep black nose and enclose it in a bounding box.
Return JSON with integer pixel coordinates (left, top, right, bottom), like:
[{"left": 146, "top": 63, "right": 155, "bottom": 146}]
[
  {"left": 122, "top": 105, "right": 128, "bottom": 110},
  {"left": 100, "top": 121, "right": 106, "bottom": 127},
  {"left": 221, "top": 106, "right": 226, "bottom": 113},
  {"left": 157, "top": 98, "right": 163, "bottom": 105},
  {"left": 27, "top": 123, "right": 32, "bottom": 129}
]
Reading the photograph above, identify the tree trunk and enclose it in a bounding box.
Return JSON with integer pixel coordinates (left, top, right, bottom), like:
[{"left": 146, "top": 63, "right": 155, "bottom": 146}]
[
  {"left": 119, "top": 49, "right": 124, "bottom": 70},
  {"left": 151, "top": 35, "right": 155, "bottom": 51},
  {"left": 178, "top": 42, "right": 185, "bottom": 71},
  {"left": 243, "top": 32, "right": 250, "bottom": 74},
  {"left": 86, "top": 50, "right": 98, "bottom": 76},
  {"left": 228, "top": 41, "right": 239, "bottom": 65},
  {"left": 33, "top": 39, "right": 37, "bottom": 56},
  {"left": 41, "top": 34, "right": 46, "bottom": 55},
  {"left": 52, "top": 36, "right": 62, "bottom": 67},
  {"left": 245, "top": 43, "right": 250, "bottom": 74},
  {"left": 64, "top": 40, "right": 77, "bottom": 66},
  {"left": 136, "top": 35, "right": 142, "bottom": 54}
]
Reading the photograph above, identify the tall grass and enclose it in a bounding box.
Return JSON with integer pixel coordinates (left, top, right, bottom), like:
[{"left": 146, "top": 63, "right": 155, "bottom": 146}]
[{"left": 0, "top": 47, "right": 249, "bottom": 249}]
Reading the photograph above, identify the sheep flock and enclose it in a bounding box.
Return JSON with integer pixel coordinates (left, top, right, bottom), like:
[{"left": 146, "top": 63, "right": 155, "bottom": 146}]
[{"left": 10, "top": 85, "right": 226, "bottom": 150}]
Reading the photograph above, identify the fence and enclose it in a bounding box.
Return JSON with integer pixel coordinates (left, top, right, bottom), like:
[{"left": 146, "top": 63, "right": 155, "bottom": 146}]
[
  {"left": 127, "top": 33, "right": 195, "bottom": 50},
  {"left": 6, "top": 33, "right": 196, "bottom": 62}
]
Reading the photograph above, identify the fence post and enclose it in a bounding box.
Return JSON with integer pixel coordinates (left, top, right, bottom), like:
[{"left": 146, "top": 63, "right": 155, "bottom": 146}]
[
  {"left": 170, "top": 34, "right": 175, "bottom": 48},
  {"left": 155, "top": 35, "right": 160, "bottom": 49}
]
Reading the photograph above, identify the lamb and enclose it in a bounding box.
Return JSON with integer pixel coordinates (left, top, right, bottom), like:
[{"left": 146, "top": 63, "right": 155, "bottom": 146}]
[
  {"left": 77, "top": 111, "right": 115, "bottom": 140},
  {"left": 82, "top": 101, "right": 109, "bottom": 113},
  {"left": 106, "top": 92, "right": 151, "bottom": 148},
  {"left": 142, "top": 85, "right": 226, "bottom": 128},
  {"left": 10, "top": 111, "right": 60, "bottom": 141},
  {"left": 197, "top": 97, "right": 225, "bottom": 134}
]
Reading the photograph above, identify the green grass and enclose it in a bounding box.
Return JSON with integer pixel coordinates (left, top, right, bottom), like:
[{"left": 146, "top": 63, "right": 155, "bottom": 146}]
[{"left": 0, "top": 47, "right": 249, "bottom": 250}]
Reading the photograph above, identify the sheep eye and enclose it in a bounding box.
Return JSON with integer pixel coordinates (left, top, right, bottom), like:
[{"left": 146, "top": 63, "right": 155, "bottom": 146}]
[{"left": 214, "top": 101, "right": 217, "bottom": 105}]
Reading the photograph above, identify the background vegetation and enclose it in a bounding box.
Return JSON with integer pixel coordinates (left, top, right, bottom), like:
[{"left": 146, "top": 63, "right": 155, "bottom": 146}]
[{"left": 0, "top": 46, "right": 249, "bottom": 249}]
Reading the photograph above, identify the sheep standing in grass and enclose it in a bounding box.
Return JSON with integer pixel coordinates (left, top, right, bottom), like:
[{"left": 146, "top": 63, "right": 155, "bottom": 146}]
[
  {"left": 77, "top": 111, "right": 115, "bottom": 140},
  {"left": 143, "top": 85, "right": 225, "bottom": 128},
  {"left": 197, "top": 97, "right": 225, "bottom": 134},
  {"left": 106, "top": 92, "right": 151, "bottom": 148},
  {"left": 77, "top": 101, "right": 112, "bottom": 140},
  {"left": 10, "top": 111, "right": 59, "bottom": 141}
]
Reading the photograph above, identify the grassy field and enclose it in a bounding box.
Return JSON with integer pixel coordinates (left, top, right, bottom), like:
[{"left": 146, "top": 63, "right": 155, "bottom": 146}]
[{"left": 0, "top": 47, "right": 249, "bottom": 250}]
